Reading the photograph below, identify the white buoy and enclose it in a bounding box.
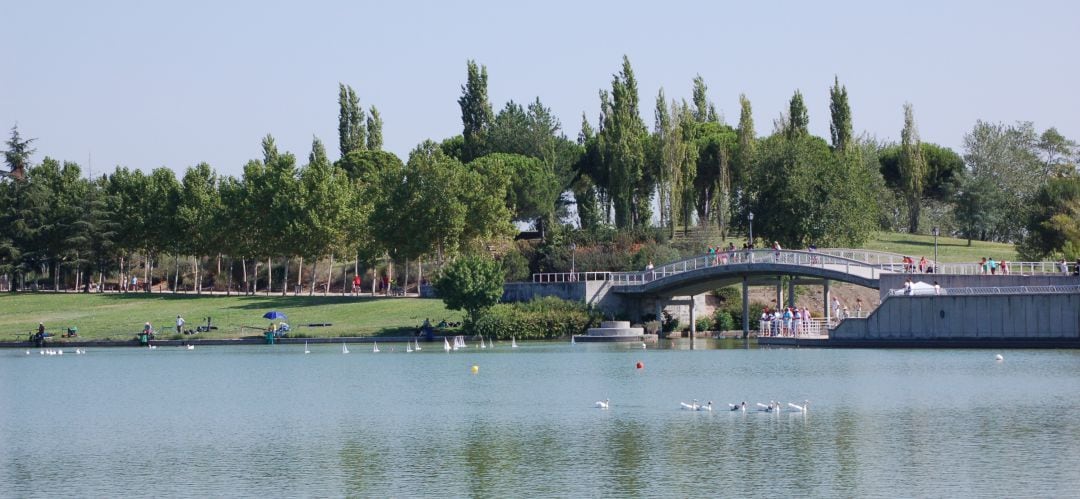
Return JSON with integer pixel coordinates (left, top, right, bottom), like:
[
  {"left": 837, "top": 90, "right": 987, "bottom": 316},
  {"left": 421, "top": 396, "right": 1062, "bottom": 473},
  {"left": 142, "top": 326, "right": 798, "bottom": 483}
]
[{"left": 995, "top": 354, "right": 1004, "bottom": 361}]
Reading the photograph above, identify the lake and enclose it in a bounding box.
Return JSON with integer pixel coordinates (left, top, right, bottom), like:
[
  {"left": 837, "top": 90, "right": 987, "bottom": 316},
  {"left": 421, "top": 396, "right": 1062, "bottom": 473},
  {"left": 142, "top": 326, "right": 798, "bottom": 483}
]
[{"left": 3, "top": 340, "right": 1080, "bottom": 497}]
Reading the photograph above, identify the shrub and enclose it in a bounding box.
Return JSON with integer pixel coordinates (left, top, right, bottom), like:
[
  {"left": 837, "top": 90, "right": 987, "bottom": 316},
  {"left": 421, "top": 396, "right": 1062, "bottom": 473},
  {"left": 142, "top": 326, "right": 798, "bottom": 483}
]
[
  {"left": 471, "top": 296, "right": 601, "bottom": 340},
  {"left": 713, "top": 310, "right": 736, "bottom": 331},
  {"left": 712, "top": 286, "right": 742, "bottom": 311},
  {"left": 695, "top": 317, "right": 711, "bottom": 332},
  {"left": 643, "top": 320, "right": 661, "bottom": 335},
  {"left": 661, "top": 310, "right": 679, "bottom": 333}
]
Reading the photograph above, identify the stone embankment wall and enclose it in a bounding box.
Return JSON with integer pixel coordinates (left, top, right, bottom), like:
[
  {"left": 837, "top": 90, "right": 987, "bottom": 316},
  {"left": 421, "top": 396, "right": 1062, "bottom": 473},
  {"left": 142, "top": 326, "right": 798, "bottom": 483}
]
[{"left": 833, "top": 293, "right": 1080, "bottom": 341}]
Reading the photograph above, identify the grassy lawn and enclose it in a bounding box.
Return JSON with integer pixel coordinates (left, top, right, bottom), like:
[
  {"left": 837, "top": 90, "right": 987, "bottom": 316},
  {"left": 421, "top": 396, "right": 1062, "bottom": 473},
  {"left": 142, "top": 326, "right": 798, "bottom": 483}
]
[
  {"left": 685, "top": 230, "right": 1019, "bottom": 264},
  {"left": 861, "top": 231, "right": 1018, "bottom": 263},
  {"left": 0, "top": 293, "right": 461, "bottom": 342}
]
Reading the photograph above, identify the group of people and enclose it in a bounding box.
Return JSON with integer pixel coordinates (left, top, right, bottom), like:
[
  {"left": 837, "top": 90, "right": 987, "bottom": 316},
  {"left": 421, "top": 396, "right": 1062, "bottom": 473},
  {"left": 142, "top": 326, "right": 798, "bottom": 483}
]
[
  {"left": 977, "top": 257, "right": 1009, "bottom": 275},
  {"left": 759, "top": 306, "right": 815, "bottom": 337},
  {"left": 1059, "top": 258, "right": 1079, "bottom": 276},
  {"left": 901, "top": 256, "right": 933, "bottom": 273}
]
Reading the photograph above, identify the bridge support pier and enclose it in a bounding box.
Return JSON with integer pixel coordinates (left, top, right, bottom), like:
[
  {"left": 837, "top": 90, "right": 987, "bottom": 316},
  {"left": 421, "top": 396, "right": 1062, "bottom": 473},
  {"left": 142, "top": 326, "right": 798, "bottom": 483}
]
[
  {"left": 788, "top": 278, "right": 796, "bottom": 308},
  {"left": 775, "top": 278, "right": 783, "bottom": 312},
  {"left": 689, "top": 296, "right": 696, "bottom": 350},
  {"left": 824, "top": 279, "right": 832, "bottom": 324},
  {"left": 742, "top": 276, "right": 749, "bottom": 339}
]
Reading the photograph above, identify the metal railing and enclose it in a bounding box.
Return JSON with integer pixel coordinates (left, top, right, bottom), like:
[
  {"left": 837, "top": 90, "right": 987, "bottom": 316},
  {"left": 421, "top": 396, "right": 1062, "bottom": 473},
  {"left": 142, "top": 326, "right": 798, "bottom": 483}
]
[
  {"left": 530, "top": 250, "right": 1072, "bottom": 283},
  {"left": 887, "top": 285, "right": 1080, "bottom": 297},
  {"left": 758, "top": 317, "right": 833, "bottom": 337},
  {"left": 605, "top": 249, "right": 886, "bottom": 286},
  {"left": 531, "top": 271, "right": 612, "bottom": 283}
]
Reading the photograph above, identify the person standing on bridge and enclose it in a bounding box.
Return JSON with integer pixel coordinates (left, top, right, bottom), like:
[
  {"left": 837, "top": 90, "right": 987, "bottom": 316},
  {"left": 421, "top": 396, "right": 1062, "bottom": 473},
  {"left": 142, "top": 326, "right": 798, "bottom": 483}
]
[{"left": 645, "top": 261, "right": 654, "bottom": 281}]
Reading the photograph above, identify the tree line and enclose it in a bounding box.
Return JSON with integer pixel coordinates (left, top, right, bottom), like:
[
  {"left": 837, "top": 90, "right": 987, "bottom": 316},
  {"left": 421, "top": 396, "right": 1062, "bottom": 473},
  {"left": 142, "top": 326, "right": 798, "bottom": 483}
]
[{"left": 2, "top": 56, "right": 1079, "bottom": 292}]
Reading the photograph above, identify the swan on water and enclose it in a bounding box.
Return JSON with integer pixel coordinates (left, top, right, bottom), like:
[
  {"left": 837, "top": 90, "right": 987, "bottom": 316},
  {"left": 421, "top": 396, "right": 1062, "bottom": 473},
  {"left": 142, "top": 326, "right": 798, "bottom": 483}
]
[
  {"left": 680, "top": 399, "right": 700, "bottom": 411},
  {"left": 729, "top": 402, "right": 747, "bottom": 412},
  {"left": 642, "top": 342, "right": 647, "bottom": 349},
  {"left": 26, "top": 350, "right": 30, "bottom": 355},
  {"left": 757, "top": 401, "right": 780, "bottom": 413},
  {"left": 186, "top": 345, "right": 195, "bottom": 350},
  {"left": 788, "top": 400, "right": 809, "bottom": 413},
  {"left": 595, "top": 399, "right": 610, "bottom": 409},
  {"left": 995, "top": 354, "right": 1004, "bottom": 361},
  {"left": 697, "top": 401, "right": 714, "bottom": 411}
]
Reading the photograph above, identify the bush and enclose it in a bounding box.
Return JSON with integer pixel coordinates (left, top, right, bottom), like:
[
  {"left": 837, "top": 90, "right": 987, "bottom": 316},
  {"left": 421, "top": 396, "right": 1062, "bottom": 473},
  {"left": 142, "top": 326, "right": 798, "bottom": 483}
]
[
  {"left": 713, "top": 310, "right": 736, "bottom": 331},
  {"left": 695, "top": 317, "right": 711, "bottom": 332},
  {"left": 661, "top": 310, "right": 679, "bottom": 333},
  {"left": 712, "top": 286, "right": 742, "bottom": 311},
  {"left": 471, "top": 296, "right": 601, "bottom": 340},
  {"left": 643, "top": 320, "right": 661, "bottom": 335}
]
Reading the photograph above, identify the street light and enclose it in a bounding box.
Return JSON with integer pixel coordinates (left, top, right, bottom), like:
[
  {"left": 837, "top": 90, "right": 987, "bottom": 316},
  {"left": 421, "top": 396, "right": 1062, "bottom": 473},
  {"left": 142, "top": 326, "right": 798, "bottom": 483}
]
[
  {"left": 932, "top": 227, "right": 939, "bottom": 273},
  {"left": 570, "top": 242, "right": 577, "bottom": 278},
  {"left": 748, "top": 212, "right": 754, "bottom": 246}
]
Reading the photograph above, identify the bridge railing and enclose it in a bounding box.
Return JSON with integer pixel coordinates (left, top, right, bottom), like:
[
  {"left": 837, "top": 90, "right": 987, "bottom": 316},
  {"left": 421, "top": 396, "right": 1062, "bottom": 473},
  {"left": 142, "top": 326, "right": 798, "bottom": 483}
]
[
  {"left": 886, "top": 285, "right": 1080, "bottom": 297},
  {"left": 531, "top": 272, "right": 612, "bottom": 283},
  {"left": 606, "top": 249, "right": 887, "bottom": 286}
]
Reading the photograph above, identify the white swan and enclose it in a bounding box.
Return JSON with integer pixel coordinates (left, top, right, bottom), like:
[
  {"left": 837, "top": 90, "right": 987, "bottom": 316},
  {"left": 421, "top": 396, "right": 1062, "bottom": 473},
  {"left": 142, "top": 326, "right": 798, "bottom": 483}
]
[
  {"left": 995, "top": 354, "right": 1004, "bottom": 361},
  {"left": 595, "top": 399, "right": 610, "bottom": 409},
  {"left": 729, "top": 402, "right": 747, "bottom": 412},
  {"left": 641, "top": 342, "right": 647, "bottom": 349},
  {"left": 26, "top": 350, "right": 31, "bottom": 355},
  {"left": 680, "top": 399, "right": 700, "bottom": 411},
  {"left": 186, "top": 345, "right": 195, "bottom": 350},
  {"left": 788, "top": 401, "right": 809, "bottom": 413},
  {"left": 697, "top": 401, "right": 714, "bottom": 411},
  {"left": 757, "top": 401, "right": 779, "bottom": 413}
]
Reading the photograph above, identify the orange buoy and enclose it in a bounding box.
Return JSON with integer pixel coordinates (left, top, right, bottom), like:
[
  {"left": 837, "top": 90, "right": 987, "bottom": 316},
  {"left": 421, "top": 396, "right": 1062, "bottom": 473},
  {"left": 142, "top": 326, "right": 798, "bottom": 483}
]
[{"left": 636, "top": 361, "right": 644, "bottom": 369}]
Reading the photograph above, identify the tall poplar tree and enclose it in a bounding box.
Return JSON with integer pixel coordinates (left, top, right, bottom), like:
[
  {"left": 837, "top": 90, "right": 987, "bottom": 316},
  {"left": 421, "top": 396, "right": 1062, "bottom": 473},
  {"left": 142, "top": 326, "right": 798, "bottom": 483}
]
[
  {"left": 735, "top": 94, "right": 756, "bottom": 191},
  {"left": 366, "top": 106, "right": 383, "bottom": 151},
  {"left": 458, "top": 60, "right": 494, "bottom": 163},
  {"left": 691, "top": 75, "right": 709, "bottom": 123},
  {"left": 600, "top": 55, "right": 648, "bottom": 229},
  {"left": 337, "top": 84, "right": 366, "bottom": 158},
  {"left": 829, "top": 76, "right": 853, "bottom": 152},
  {"left": 899, "top": 103, "right": 926, "bottom": 233},
  {"left": 786, "top": 90, "right": 809, "bottom": 139}
]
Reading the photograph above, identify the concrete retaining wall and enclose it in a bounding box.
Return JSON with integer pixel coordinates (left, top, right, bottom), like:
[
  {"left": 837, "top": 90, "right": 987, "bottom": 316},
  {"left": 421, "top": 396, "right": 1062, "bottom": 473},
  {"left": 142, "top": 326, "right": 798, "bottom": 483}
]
[{"left": 834, "top": 293, "right": 1080, "bottom": 340}]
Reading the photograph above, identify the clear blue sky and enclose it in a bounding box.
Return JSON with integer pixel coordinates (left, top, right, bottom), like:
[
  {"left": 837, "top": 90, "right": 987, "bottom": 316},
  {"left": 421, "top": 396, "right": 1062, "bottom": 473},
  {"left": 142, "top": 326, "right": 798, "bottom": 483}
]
[{"left": 5, "top": 0, "right": 1078, "bottom": 177}]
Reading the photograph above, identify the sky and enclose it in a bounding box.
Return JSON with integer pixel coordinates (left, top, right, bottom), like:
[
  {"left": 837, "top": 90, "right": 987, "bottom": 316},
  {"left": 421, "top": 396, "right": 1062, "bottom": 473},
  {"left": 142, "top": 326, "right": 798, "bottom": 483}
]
[{"left": 4, "top": 0, "right": 1078, "bottom": 178}]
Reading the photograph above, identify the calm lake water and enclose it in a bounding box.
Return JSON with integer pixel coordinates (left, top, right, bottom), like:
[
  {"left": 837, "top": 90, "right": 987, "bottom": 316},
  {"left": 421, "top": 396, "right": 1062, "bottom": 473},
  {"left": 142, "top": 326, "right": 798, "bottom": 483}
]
[{"left": 3, "top": 340, "right": 1080, "bottom": 498}]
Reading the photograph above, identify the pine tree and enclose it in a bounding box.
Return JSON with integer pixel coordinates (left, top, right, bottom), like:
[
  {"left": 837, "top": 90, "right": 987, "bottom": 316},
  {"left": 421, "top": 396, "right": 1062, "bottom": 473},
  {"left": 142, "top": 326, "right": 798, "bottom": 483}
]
[
  {"left": 366, "top": 106, "right": 383, "bottom": 151},
  {"left": 3, "top": 124, "right": 36, "bottom": 180},
  {"left": 458, "top": 60, "right": 493, "bottom": 162},
  {"left": 829, "top": 76, "right": 853, "bottom": 152},
  {"left": 786, "top": 90, "right": 809, "bottom": 139},
  {"left": 899, "top": 103, "right": 926, "bottom": 233}
]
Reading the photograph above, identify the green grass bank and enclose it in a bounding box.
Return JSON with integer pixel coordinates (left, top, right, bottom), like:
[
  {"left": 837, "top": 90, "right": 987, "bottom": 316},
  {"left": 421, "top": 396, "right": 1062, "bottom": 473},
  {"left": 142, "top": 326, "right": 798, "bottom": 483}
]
[{"left": 1, "top": 293, "right": 461, "bottom": 342}]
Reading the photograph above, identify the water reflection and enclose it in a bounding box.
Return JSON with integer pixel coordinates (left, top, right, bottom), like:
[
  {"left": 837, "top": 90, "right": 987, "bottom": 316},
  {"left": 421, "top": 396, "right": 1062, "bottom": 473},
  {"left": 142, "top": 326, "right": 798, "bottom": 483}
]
[{"left": 3, "top": 345, "right": 1080, "bottom": 497}]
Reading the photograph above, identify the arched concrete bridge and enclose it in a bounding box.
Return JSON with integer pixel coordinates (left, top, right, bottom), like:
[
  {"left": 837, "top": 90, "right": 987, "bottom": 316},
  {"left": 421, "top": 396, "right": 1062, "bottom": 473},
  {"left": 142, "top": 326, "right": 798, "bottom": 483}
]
[{"left": 607, "top": 249, "right": 892, "bottom": 296}]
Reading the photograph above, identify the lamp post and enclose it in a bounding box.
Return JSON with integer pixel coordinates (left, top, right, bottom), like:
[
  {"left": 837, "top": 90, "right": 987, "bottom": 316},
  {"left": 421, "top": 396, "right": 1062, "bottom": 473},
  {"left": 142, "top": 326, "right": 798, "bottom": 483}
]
[
  {"left": 570, "top": 243, "right": 576, "bottom": 279},
  {"left": 748, "top": 212, "right": 754, "bottom": 246},
  {"left": 932, "top": 227, "right": 939, "bottom": 273}
]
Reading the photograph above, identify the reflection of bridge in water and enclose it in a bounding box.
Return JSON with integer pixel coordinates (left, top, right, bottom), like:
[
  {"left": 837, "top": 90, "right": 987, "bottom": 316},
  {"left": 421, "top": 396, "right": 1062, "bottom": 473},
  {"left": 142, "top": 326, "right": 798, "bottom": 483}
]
[{"left": 530, "top": 249, "right": 1074, "bottom": 347}]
